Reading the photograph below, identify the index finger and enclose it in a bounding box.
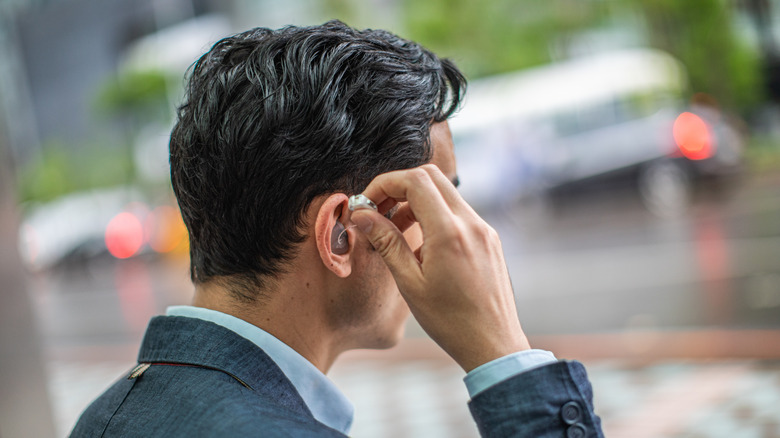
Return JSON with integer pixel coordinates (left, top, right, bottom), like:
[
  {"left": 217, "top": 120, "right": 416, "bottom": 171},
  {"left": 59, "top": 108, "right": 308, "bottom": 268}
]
[{"left": 360, "top": 166, "right": 453, "bottom": 232}]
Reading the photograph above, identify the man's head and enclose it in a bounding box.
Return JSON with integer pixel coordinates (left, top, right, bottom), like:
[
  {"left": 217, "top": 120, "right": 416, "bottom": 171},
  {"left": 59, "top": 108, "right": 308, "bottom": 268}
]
[{"left": 170, "top": 20, "right": 465, "bottom": 303}]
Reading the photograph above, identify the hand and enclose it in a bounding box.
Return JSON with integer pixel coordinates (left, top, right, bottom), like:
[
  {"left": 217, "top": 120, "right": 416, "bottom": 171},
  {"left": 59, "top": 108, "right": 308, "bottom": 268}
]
[{"left": 350, "top": 164, "right": 530, "bottom": 372}]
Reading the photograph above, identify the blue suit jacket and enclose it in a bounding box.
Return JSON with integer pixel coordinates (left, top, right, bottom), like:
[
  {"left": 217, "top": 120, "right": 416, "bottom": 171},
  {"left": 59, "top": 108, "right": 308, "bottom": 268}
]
[{"left": 71, "top": 316, "right": 603, "bottom": 437}]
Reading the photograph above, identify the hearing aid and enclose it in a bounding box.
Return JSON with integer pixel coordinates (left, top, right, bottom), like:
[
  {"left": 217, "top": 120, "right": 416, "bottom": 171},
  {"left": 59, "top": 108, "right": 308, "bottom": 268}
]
[
  {"left": 333, "top": 194, "right": 375, "bottom": 254},
  {"left": 348, "top": 194, "right": 377, "bottom": 212},
  {"left": 331, "top": 222, "right": 349, "bottom": 254}
]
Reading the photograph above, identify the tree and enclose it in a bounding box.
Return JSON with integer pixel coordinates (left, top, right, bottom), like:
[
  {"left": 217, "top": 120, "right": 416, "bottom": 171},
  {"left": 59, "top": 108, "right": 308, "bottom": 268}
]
[
  {"left": 637, "top": 0, "right": 761, "bottom": 112},
  {"left": 401, "top": 0, "right": 610, "bottom": 78}
]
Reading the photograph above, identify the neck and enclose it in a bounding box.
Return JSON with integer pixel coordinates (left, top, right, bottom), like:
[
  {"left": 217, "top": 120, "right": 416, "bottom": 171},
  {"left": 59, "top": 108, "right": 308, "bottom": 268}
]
[{"left": 192, "top": 269, "right": 344, "bottom": 373}]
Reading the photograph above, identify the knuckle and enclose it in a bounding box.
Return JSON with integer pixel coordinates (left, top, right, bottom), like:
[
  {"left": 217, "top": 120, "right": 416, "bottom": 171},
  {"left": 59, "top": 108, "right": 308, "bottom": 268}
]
[
  {"left": 454, "top": 220, "right": 498, "bottom": 248},
  {"left": 371, "top": 230, "right": 400, "bottom": 259},
  {"left": 479, "top": 225, "right": 499, "bottom": 246},
  {"left": 439, "top": 220, "right": 463, "bottom": 241},
  {"left": 484, "top": 223, "right": 499, "bottom": 240},
  {"left": 441, "top": 221, "right": 469, "bottom": 252},
  {"left": 465, "top": 219, "right": 487, "bottom": 235},
  {"left": 420, "top": 163, "right": 440, "bottom": 174},
  {"left": 408, "top": 167, "right": 432, "bottom": 185}
]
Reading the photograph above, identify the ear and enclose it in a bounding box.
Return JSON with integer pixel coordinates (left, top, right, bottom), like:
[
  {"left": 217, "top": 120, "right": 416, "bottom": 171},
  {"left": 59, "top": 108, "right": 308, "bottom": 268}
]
[{"left": 314, "top": 193, "right": 352, "bottom": 278}]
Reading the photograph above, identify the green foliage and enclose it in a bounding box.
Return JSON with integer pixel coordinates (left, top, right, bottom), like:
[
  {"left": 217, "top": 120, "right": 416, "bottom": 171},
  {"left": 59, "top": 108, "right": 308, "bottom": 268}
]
[
  {"left": 319, "top": 0, "right": 763, "bottom": 115},
  {"left": 94, "top": 69, "right": 171, "bottom": 124},
  {"left": 637, "top": 0, "right": 761, "bottom": 112},
  {"left": 401, "top": 0, "right": 611, "bottom": 78},
  {"left": 397, "top": 0, "right": 763, "bottom": 113},
  {"left": 745, "top": 135, "right": 780, "bottom": 172},
  {"left": 19, "top": 67, "right": 174, "bottom": 203},
  {"left": 17, "top": 140, "right": 135, "bottom": 203},
  {"left": 322, "top": 0, "right": 358, "bottom": 24}
]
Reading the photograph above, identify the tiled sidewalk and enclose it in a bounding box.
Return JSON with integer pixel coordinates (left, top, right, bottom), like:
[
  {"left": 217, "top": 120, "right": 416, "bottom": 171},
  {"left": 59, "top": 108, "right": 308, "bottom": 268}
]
[{"left": 49, "top": 358, "right": 780, "bottom": 437}]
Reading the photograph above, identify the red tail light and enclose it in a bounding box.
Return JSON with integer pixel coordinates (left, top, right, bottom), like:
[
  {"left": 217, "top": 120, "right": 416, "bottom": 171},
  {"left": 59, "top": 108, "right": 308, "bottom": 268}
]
[
  {"left": 105, "top": 212, "right": 144, "bottom": 259},
  {"left": 673, "top": 112, "right": 714, "bottom": 160}
]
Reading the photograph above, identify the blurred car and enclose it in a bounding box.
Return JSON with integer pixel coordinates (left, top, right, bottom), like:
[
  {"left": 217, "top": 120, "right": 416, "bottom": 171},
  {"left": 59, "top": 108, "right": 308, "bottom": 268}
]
[
  {"left": 19, "top": 186, "right": 188, "bottom": 271},
  {"left": 449, "top": 48, "right": 745, "bottom": 215}
]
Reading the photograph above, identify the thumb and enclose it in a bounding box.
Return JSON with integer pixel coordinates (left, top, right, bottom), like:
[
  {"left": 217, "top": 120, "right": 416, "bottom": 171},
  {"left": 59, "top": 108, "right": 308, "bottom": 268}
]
[{"left": 351, "top": 209, "right": 420, "bottom": 289}]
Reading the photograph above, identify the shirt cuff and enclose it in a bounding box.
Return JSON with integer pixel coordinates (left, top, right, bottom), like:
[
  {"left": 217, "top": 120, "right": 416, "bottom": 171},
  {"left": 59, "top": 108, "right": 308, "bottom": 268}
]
[{"left": 464, "top": 349, "right": 558, "bottom": 398}]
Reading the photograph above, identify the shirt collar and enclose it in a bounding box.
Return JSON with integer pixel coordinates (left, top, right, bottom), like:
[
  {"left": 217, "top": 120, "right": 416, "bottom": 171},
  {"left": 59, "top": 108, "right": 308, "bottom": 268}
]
[{"left": 166, "top": 305, "right": 354, "bottom": 434}]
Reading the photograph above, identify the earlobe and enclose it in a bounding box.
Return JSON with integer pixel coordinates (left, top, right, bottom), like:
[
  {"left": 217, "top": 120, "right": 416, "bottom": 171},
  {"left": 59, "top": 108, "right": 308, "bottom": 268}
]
[{"left": 314, "top": 194, "right": 352, "bottom": 278}]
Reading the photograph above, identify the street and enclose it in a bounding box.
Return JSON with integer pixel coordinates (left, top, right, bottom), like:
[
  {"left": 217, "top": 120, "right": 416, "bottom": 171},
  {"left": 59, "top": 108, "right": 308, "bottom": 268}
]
[{"left": 485, "top": 172, "right": 780, "bottom": 335}]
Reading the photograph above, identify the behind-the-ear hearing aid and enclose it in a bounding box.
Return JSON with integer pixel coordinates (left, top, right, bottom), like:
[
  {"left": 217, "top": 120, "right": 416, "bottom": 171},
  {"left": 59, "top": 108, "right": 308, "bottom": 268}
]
[{"left": 331, "top": 222, "right": 349, "bottom": 254}]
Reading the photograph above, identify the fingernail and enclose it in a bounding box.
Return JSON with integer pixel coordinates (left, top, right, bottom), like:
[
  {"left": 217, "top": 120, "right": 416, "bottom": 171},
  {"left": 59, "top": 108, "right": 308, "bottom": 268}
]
[{"left": 352, "top": 214, "right": 373, "bottom": 234}]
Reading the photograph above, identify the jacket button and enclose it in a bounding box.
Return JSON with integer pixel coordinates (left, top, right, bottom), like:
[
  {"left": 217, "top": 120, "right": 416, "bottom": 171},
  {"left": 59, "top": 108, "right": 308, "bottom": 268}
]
[
  {"left": 566, "top": 423, "right": 587, "bottom": 438},
  {"left": 561, "top": 401, "right": 583, "bottom": 425}
]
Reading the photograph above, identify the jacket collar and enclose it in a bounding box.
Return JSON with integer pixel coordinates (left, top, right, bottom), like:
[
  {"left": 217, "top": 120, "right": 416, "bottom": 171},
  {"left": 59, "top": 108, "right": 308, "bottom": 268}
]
[{"left": 138, "top": 315, "right": 312, "bottom": 419}]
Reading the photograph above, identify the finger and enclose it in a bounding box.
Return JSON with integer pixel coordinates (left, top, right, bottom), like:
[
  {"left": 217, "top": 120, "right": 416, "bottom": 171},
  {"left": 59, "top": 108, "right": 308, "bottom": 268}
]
[
  {"left": 389, "top": 203, "right": 417, "bottom": 233},
  {"left": 360, "top": 167, "right": 453, "bottom": 232},
  {"left": 421, "top": 164, "right": 472, "bottom": 215},
  {"left": 376, "top": 198, "right": 398, "bottom": 215},
  {"left": 351, "top": 209, "right": 422, "bottom": 291}
]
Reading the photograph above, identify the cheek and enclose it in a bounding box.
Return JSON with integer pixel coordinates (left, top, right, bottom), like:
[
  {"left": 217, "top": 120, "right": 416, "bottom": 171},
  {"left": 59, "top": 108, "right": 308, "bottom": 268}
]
[
  {"left": 403, "top": 224, "right": 423, "bottom": 252},
  {"left": 333, "top": 252, "right": 397, "bottom": 322},
  {"left": 330, "top": 253, "right": 409, "bottom": 344},
  {"left": 360, "top": 251, "right": 408, "bottom": 318}
]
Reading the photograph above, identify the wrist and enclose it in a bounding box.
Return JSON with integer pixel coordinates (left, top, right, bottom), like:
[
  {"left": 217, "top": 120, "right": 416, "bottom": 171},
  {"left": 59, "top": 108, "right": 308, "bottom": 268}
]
[
  {"left": 456, "top": 335, "right": 532, "bottom": 373},
  {"left": 464, "top": 349, "right": 558, "bottom": 397}
]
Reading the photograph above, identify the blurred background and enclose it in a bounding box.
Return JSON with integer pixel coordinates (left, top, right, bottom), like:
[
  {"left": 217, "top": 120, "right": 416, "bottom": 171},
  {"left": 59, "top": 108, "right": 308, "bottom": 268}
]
[{"left": 1, "top": 0, "right": 780, "bottom": 437}]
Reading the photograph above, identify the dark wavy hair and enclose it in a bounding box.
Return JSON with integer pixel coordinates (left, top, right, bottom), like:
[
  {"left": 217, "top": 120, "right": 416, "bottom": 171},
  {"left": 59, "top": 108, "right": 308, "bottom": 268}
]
[{"left": 169, "top": 20, "right": 466, "bottom": 301}]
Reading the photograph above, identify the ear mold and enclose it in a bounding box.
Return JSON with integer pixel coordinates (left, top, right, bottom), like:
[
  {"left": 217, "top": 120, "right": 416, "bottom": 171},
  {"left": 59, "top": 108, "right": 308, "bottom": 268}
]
[{"left": 331, "top": 222, "right": 349, "bottom": 254}]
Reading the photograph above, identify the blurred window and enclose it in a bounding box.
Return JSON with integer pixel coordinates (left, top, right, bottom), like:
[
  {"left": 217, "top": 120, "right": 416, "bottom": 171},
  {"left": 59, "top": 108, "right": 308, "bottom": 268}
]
[
  {"left": 552, "top": 89, "right": 678, "bottom": 137},
  {"left": 553, "top": 99, "right": 619, "bottom": 137}
]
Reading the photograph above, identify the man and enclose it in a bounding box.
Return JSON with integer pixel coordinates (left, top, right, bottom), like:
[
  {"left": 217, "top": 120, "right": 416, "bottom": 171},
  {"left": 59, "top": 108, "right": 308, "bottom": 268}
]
[{"left": 72, "top": 21, "right": 603, "bottom": 437}]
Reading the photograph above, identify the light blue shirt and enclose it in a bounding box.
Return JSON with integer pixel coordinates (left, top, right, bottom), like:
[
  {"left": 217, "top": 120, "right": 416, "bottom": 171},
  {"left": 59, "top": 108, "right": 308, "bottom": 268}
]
[
  {"left": 167, "top": 306, "right": 557, "bottom": 434},
  {"left": 464, "top": 348, "right": 557, "bottom": 396}
]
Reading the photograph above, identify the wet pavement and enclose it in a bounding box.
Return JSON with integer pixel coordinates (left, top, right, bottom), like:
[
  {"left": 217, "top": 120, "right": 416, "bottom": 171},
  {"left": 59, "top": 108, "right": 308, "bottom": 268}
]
[{"left": 479, "top": 172, "right": 780, "bottom": 336}]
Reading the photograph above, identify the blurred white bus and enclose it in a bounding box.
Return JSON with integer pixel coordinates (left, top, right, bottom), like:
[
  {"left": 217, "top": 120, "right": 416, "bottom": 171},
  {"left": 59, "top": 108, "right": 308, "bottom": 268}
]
[{"left": 449, "top": 48, "right": 744, "bottom": 215}]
